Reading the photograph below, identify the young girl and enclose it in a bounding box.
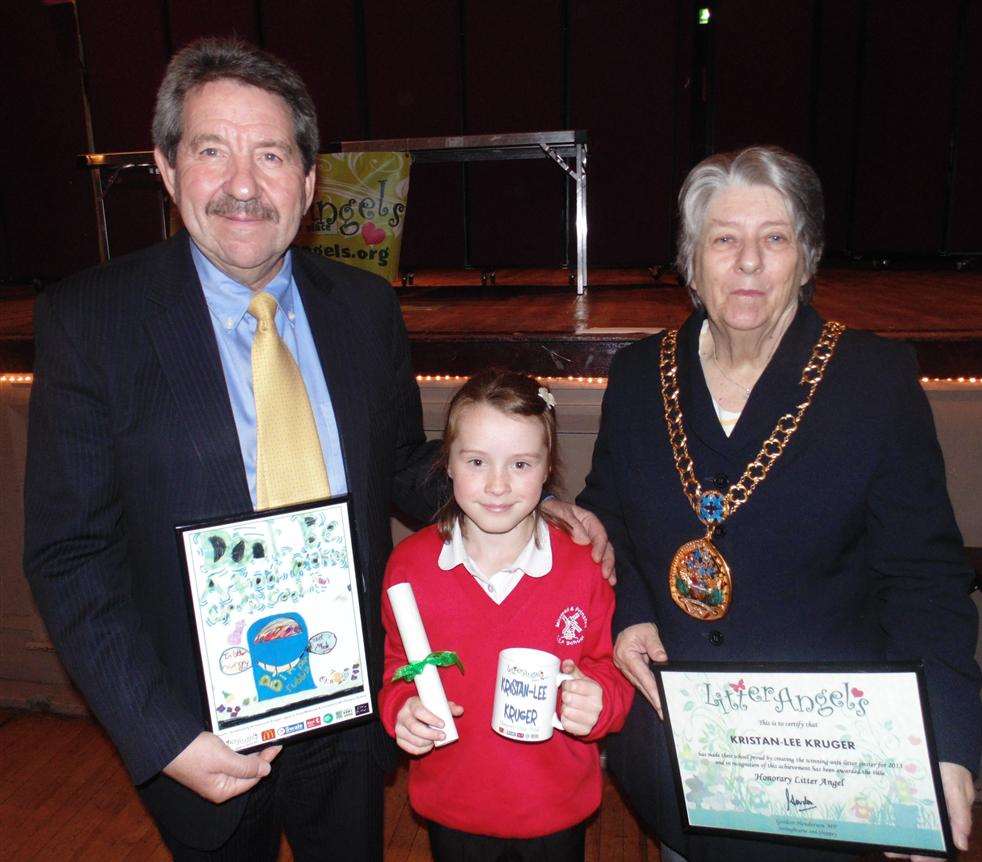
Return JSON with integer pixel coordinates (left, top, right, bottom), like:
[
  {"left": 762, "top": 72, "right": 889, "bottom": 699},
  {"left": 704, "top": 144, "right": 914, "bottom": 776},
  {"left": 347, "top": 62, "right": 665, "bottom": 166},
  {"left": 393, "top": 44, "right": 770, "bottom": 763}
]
[{"left": 378, "top": 370, "right": 634, "bottom": 861}]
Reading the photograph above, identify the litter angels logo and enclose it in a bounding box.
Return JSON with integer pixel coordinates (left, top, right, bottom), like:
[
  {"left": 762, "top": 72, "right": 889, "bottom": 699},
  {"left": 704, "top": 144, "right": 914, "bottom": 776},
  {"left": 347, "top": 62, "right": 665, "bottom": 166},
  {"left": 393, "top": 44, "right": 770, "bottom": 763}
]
[
  {"left": 555, "top": 606, "right": 587, "bottom": 645},
  {"left": 505, "top": 663, "right": 547, "bottom": 682},
  {"left": 296, "top": 152, "right": 410, "bottom": 282},
  {"left": 704, "top": 678, "right": 870, "bottom": 718}
]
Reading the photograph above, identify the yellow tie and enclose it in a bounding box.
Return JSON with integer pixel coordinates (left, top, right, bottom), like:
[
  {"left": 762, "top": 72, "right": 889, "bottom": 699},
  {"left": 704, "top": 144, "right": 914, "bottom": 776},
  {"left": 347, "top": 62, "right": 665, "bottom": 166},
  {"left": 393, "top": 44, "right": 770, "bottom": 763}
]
[{"left": 249, "top": 292, "right": 331, "bottom": 510}]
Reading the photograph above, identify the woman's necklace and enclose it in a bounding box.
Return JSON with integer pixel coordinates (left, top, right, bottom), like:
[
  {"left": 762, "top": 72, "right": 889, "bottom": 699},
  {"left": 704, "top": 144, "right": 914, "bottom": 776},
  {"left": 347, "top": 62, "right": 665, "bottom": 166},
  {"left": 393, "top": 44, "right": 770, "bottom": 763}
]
[
  {"left": 712, "top": 349, "right": 752, "bottom": 399},
  {"left": 706, "top": 326, "right": 781, "bottom": 402},
  {"left": 661, "top": 320, "right": 846, "bottom": 621}
]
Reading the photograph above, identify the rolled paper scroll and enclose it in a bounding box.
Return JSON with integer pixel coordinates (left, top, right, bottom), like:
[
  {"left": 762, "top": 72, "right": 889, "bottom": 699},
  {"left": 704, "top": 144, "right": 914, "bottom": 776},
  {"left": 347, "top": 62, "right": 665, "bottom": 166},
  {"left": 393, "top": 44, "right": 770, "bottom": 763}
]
[{"left": 387, "top": 582, "right": 459, "bottom": 746}]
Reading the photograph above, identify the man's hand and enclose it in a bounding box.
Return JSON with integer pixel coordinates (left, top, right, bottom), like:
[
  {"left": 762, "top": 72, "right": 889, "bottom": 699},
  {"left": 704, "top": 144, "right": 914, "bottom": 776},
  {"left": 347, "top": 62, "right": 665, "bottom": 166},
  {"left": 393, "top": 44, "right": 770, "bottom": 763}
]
[
  {"left": 885, "top": 761, "right": 974, "bottom": 860},
  {"left": 163, "top": 731, "right": 281, "bottom": 804},
  {"left": 394, "top": 696, "right": 465, "bottom": 756},
  {"left": 559, "top": 660, "right": 604, "bottom": 736},
  {"left": 613, "top": 622, "right": 668, "bottom": 717},
  {"left": 540, "top": 499, "right": 615, "bottom": 583}
]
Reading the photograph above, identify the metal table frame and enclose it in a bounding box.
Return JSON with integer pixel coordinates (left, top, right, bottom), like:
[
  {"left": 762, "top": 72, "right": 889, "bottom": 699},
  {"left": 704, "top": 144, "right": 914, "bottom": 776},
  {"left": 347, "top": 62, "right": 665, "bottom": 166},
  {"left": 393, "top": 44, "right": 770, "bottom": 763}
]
[
  {"left": 79, "top": 129, "right": 589, "bottom": 293},
  {"left": 327, "top": 131, "right": 589, "bottom": 293},
  {"left": 77, "top": 151, "right": 165, "bottom": 264}
]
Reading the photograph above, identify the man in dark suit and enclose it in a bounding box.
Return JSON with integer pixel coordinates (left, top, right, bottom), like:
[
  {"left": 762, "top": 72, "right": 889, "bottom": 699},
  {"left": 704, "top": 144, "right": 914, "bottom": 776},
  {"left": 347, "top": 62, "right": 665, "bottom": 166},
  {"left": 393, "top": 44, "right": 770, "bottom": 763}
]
[{"left": 23, "top": 37, "right": 609, "bottom": 860}]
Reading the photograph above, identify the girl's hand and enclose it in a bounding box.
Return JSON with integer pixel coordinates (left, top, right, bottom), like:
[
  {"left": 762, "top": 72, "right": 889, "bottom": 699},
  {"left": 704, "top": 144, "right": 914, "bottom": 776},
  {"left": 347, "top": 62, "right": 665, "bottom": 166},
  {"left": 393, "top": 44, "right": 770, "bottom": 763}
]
[
  {"left": 559, "top": 660, "right": 603, "bottom": 736},
  {"left": 394, "top": 697, "right": 464, "bottom": 755}
]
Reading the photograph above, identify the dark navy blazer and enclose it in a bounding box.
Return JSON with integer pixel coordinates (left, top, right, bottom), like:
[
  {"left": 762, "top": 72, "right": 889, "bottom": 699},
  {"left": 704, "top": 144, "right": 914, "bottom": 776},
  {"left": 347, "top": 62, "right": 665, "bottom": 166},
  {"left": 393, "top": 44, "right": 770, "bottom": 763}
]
[
  {"left": 23, "top": 232, "right": 440, "bottom": 849},
  {"left": 578, "top": 304, "right": 981, "bottom": 862}
]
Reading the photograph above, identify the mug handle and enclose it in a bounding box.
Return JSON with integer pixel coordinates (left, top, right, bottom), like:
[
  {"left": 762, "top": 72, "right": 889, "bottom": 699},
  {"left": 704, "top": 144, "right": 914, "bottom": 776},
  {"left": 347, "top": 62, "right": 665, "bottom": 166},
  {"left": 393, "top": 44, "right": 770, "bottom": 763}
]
[{"left": 551, "top": 672, "right": 575, "bottom": 731}]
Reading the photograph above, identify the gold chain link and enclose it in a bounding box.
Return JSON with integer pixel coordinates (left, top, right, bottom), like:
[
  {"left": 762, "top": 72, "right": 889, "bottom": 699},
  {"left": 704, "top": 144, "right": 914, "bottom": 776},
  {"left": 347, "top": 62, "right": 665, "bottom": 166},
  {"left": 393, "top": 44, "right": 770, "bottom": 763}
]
[{"left": 659, "top": 321, "right": 846, "bottom": 523}]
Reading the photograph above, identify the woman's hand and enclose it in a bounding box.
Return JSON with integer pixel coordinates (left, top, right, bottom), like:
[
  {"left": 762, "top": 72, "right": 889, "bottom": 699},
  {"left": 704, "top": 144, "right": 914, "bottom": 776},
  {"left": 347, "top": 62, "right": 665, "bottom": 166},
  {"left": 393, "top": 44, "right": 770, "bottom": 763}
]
[
  {"left": 394, "top": 696, "right": 464, "bottom": 755},
  {"left": 614, "top": 622, "right": 668, "bottom": 717},
  {"left": 885, "top": 761, "right": 974, "bottom": 860},
  {"left": 540, "top": 499, "right": 616, "bottom": 583},
  {"left": 559, "top": 660, "right": 604, "bottom": 736}
]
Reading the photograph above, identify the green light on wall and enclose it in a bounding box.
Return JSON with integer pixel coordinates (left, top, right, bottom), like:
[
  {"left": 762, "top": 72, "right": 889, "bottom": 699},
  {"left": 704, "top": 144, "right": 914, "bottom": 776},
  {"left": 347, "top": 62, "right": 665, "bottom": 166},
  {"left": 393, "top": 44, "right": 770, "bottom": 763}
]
[{"left": 698, "top": 7, "right": 711, "bottom": 25}]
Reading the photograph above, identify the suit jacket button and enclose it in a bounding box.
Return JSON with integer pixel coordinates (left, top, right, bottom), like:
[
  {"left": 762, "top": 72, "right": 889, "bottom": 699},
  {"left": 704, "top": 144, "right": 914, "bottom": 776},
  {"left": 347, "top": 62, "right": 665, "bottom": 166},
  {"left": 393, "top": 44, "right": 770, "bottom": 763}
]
[{"left": 709, "top": 630, "right": 724, "bottom": 646}]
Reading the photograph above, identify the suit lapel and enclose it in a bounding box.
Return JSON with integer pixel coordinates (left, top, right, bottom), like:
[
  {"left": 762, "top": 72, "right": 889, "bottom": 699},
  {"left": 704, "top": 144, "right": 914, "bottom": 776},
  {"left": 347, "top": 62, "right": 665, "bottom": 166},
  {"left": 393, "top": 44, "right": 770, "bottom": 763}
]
[
  {"left": 143, "top": 233, "right": 251, "bottom": 515},
  {"left": 292, "top": 254, "right": 369, "bottom": 513}
]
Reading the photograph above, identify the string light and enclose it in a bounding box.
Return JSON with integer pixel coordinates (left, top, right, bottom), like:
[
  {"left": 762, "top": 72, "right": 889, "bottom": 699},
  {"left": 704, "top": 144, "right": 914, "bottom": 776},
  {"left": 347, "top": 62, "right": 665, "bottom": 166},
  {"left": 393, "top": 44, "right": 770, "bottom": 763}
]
[
  {"left": 416, "top": 374, "right": 609, "bottom": 386},
  {"left": 3, "top": 372, "right": 979, "bottom": 387},
  {"left": 414, "top": 374, "right": 980, "bottom": 387},
  {"left": 416, "top": 373, "right": 981, "bottom": 387},
  {"left": 920, "top": 376, "right": 980, "bottom": 384}
]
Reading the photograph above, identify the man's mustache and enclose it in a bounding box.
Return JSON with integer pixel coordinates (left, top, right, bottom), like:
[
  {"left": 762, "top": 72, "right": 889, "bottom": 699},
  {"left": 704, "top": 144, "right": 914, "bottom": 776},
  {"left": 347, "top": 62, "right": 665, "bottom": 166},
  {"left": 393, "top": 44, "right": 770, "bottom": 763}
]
[{"left": 206, "top": 195, "right": 277, "bottom": 221}]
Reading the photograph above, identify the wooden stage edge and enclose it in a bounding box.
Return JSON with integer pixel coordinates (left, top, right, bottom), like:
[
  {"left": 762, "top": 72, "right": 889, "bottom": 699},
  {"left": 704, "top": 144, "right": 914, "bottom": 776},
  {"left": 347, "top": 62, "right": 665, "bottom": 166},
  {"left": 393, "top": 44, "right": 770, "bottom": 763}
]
[{"left": 2, "top": 268, "right": 982, "bottom": 377}]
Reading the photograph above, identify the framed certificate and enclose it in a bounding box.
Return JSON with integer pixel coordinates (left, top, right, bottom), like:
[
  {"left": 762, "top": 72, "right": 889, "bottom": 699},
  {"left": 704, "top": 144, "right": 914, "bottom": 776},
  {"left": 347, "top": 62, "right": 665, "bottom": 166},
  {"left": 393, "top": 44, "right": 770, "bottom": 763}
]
[
  {"left": 656, "top": 663, "right": 952, "bottom": 858},
  {"left": 176, "top": 496, "right": 373, "bottom": 752}
]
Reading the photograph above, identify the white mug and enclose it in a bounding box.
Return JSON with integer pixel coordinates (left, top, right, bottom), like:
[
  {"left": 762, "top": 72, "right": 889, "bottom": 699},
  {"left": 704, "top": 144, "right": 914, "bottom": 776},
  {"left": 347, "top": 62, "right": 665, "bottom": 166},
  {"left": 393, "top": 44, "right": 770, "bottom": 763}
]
[{"left": 491, "top": 647, "right": 573, "bottom": 742}]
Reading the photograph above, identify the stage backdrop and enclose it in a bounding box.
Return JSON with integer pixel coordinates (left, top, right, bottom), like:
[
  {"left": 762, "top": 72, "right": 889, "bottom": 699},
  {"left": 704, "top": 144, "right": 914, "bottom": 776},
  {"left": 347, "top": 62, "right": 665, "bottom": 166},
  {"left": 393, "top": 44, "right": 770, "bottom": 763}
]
[{"left": 4, "top": 1, "right": 980, "bottom": 283}]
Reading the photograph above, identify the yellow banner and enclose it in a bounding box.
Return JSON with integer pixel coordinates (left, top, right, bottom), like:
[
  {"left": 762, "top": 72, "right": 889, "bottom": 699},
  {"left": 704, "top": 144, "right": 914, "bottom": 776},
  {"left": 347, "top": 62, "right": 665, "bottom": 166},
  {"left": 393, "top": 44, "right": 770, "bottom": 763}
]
[{"left": 295, "top": 152, "right": 411, "bottom": 283}]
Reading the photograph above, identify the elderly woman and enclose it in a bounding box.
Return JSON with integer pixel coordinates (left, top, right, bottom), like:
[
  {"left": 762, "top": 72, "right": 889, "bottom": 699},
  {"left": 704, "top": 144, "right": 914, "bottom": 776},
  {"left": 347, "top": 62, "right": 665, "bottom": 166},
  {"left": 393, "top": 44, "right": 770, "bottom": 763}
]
[{"left": 578, "top": 146, "right": 980, "bottom": 862}]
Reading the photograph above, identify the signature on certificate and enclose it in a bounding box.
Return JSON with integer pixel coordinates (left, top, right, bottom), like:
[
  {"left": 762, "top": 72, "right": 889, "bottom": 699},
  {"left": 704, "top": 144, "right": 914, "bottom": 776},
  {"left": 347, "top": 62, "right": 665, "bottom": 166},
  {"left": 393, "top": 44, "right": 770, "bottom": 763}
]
[{"left": 785, "top": 787, "right": 817, "bottom": 813}]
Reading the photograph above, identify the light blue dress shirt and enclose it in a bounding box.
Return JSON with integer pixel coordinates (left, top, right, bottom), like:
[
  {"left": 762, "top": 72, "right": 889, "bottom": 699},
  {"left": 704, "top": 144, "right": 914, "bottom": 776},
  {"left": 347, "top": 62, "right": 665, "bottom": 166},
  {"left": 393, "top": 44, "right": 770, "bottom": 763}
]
[{"left": 191, "top": 240, "right": 348, "bottom": 507}]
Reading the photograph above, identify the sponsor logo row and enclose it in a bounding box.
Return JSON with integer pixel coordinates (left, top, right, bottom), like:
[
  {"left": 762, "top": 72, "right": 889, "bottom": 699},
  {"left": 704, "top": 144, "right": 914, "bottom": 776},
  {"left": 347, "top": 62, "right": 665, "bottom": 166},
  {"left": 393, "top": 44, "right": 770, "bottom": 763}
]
[{"left": 251, "top": 702, "right": 371, "bottom": 743}]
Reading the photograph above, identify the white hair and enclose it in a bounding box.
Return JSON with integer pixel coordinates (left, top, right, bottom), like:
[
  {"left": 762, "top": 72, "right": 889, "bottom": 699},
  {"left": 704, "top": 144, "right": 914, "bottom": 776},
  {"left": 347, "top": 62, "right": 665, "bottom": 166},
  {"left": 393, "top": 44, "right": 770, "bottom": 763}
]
[{"left": 676, "top": 145, "right": 825, "bottom": 305}]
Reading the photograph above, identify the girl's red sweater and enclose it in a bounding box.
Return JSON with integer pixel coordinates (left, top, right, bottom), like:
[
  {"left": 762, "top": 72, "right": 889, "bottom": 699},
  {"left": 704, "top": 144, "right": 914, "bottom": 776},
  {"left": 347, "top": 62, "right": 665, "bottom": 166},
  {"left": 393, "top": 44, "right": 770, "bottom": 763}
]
[{"left": 379, "top": 524, "right": 634, "bottom": 838}]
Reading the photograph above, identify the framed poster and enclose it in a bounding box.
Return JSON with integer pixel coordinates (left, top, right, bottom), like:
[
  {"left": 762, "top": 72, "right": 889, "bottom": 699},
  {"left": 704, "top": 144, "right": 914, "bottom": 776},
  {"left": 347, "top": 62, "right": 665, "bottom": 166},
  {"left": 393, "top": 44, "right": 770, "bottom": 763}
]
[
  {"left": 656, "top": 663, "right": 951, "bottom": 858},
  {"left": 177, "top": 496, "right": 372, "bottom": 752}
]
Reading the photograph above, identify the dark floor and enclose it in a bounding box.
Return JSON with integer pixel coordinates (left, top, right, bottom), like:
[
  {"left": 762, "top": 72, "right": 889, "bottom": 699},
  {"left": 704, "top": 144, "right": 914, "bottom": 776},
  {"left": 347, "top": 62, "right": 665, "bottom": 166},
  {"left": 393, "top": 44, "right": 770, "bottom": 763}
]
[{"left": 1, "top": 709, "right": 979, "bottom": 861}]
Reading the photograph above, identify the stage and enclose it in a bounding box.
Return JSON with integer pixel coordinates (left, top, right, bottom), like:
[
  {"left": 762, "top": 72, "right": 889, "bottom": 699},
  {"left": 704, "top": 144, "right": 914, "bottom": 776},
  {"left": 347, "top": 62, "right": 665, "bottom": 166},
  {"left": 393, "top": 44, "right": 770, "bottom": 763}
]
[
  {"left": 2, "top": 267, "right": 981, "bottom": 379},
  {"left": 397, "top": 267, "right": 982, "bottom": 379}
]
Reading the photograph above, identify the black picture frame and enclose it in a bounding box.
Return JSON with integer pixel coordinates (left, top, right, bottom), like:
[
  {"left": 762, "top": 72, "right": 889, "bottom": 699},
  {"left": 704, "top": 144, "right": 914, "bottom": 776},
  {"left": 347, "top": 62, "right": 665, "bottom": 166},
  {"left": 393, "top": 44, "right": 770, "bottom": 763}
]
[
  {"left": 655, "top": 661, "right": 952, "bottom": 858},
  {"left": 176, "top": 494, "right": 374, "bottom": 753}
]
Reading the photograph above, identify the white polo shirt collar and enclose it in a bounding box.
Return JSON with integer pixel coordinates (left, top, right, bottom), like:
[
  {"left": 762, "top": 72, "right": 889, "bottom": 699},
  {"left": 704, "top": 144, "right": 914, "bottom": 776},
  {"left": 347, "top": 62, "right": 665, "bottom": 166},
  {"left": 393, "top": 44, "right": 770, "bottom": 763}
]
[{"left": 438, "top": 517, "right": 552, "bottom": 604}]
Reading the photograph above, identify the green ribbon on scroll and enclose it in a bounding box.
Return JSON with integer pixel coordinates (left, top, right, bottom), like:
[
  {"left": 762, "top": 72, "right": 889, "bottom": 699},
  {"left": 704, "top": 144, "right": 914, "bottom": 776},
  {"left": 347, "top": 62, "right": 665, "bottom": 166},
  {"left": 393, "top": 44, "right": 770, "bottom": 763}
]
[{"left": 391, "top": 651, "right": 465, "bottom": 683}]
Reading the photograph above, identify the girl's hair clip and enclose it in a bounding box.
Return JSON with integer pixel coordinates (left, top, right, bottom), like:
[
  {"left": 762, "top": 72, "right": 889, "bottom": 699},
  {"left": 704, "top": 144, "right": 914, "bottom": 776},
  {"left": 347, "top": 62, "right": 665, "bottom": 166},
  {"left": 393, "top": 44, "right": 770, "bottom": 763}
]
[{"left": 538, "top": 386, "right": 557, "bottom": 409}]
